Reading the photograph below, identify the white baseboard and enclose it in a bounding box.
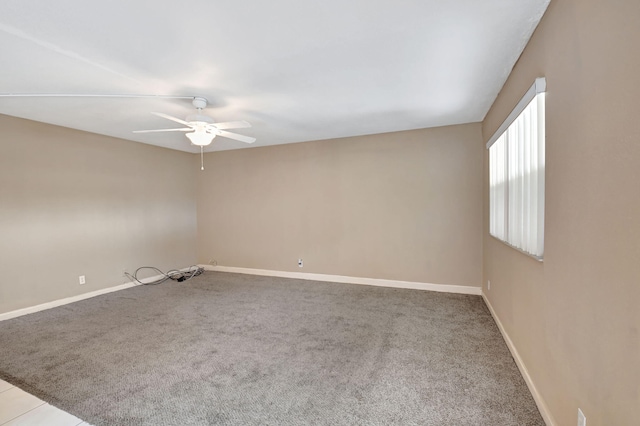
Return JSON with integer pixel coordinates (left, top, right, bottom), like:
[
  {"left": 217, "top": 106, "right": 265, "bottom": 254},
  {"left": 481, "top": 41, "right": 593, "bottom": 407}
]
[
  {"left": 2, "top": 266, "right": 479, "bottom": 322},
  {"left": 0, "top": 272, "right": 174, "bottom": 322},
  {"left": 482, "top": 293, "right": 556, "bottom": 426},
  {"left": 201, "top": 264, "right": 482, "bottom": 295}
]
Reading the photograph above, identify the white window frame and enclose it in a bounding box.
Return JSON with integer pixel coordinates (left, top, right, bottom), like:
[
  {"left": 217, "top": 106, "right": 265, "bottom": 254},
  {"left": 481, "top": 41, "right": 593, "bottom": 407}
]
[{"left": 487, "top": 77, "right": 546, "bottom": 260}]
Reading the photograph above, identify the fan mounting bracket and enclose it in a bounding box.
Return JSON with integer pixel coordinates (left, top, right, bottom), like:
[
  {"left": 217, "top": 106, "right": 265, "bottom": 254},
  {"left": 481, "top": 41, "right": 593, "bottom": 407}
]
[{"left": 192, "top": 97, "right": 208, "bottom": 109}]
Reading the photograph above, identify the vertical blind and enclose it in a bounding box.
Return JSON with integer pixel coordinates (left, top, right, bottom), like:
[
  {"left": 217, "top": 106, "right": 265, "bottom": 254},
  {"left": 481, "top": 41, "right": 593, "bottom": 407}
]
[{"left": 488, "top": 79, "right": 545, "bottom": 259}]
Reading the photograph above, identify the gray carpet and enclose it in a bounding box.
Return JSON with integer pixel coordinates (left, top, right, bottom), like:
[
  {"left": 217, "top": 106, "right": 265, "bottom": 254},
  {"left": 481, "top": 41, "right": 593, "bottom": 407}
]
[{"left": 0, "top": 272, "right": 543, "bottom": 425}]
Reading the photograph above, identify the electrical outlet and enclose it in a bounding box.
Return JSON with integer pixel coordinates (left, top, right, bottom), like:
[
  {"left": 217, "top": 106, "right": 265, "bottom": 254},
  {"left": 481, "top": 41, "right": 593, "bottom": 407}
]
[
  {"left": 298, "top": 258, "right": 303, "bottom": 267},
  {"left": 209, "top": 259, "right": 217, "bottom": 266},
  {"left": 577, "top": 408, "right": 586, "bottom": 426},
  {"left": 79, "top": 275, "right": 86, "bottom": 285},
  {"left": 488, "top": 280, "right": 491, "bottom": 290}
]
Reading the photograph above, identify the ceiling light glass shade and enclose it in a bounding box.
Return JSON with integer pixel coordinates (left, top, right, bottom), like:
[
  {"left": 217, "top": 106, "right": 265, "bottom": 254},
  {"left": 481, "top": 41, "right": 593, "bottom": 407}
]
[{"left": 186, "top": 130, "right": 215, "bottom": 146}]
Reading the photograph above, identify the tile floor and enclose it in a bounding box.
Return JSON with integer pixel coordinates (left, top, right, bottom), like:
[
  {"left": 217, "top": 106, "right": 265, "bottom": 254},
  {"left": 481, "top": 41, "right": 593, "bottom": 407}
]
[{"left": 0, "top": 379, "right": 92, "bottom": 426}]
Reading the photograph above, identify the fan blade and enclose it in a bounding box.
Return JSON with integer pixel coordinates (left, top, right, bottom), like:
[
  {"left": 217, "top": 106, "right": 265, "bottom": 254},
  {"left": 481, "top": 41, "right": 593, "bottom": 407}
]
[
  {"left": 151, "top": 112, "right": 191, "bottom": 126},
  {"left": 216, "top": 130, "right": 256, "bottom": 144},
  {"left": 212, "top": 120, "right": 252, "bottom": 130},
  {"left": 133, "top": 128, "right": 192, "bottom": 133}
]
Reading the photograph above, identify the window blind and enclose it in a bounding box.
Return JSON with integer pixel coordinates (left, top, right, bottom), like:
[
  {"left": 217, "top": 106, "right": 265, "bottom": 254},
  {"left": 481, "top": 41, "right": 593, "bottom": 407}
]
[{"left": 488, "top": 78, "right": 545, "bottom": 259}]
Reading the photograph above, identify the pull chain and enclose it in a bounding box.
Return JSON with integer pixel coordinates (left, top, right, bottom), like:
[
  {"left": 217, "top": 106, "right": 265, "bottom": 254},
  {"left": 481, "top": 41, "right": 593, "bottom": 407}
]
[{"left": 200, "top": 146, "right": 204, "bottom": 170}]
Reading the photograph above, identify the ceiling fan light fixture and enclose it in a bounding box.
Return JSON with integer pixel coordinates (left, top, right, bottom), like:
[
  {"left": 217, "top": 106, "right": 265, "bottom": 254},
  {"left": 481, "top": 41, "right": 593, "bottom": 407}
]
[{"left": 186, "top": 129, "right": 215, "bottom": 146}]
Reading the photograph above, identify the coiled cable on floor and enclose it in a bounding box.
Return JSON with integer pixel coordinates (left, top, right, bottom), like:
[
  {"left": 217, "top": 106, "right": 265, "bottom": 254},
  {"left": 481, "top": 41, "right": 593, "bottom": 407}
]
[{"left": 124, "top": 265, "right": 204, "bottom": 286}]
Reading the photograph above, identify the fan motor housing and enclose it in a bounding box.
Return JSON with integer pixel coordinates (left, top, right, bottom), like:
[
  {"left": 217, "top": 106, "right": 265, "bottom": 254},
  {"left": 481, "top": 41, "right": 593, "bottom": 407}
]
[{"left": 186, "top": 114, "right": 214, "bottom": 124}]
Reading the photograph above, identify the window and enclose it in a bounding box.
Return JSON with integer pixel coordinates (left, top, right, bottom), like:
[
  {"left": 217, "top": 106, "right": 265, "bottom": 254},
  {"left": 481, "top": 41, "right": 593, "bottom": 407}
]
[{"left": 487, "top": 78, "right": 546, "bottom": 259}]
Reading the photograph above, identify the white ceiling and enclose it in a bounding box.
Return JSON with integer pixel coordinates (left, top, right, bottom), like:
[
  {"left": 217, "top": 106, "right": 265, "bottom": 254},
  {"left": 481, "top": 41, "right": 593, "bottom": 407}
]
[{"left": 0, "top": 0, "right": 550, "bottom": 153}]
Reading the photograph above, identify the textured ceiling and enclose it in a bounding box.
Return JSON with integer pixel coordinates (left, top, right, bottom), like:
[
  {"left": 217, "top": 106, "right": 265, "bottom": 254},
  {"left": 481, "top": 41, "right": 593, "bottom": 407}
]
[{"left": 0, "top": 0, "right": 550, "bottom": 152}]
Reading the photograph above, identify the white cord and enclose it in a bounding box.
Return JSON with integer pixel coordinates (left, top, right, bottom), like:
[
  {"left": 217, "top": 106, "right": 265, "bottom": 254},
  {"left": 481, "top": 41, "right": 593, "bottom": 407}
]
[{"left": 0, "top": 93, "right": 194, "bottom": 99}]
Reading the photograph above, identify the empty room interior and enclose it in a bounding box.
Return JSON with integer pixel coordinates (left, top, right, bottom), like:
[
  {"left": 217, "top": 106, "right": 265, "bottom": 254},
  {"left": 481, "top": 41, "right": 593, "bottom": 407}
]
[{"left": 0, "top": 0, "right": 638, "bottom": 425}]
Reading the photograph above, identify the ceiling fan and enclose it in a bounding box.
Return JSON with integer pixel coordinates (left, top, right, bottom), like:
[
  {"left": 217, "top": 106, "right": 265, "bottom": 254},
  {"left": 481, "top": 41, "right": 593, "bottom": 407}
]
[
  {"left": 133, "top": 97, "right": 256, "bottom": 147},
  {"left": 0, "top": 92, "right": 251, "bottom": 170}
]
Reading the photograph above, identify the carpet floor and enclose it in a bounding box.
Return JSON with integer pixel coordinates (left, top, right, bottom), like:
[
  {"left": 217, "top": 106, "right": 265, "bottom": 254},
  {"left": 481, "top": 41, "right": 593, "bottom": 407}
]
[{"left": 0, "top": 272, "right": 543, "bottom": 425}]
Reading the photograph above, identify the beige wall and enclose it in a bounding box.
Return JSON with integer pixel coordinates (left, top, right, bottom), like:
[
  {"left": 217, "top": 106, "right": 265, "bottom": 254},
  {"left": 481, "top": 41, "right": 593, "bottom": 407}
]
[
  {"left": 1, "top": 116, "right": 482, "bottom": 315},
  {"left": 482, "top": 0, "right": 640, "bottom": 425},
  {"left": 0, "top": 115, "right": 197, "bottom": 314},
  {"left": 197, "top": 124, "right": 483, "bottom": 287}
]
